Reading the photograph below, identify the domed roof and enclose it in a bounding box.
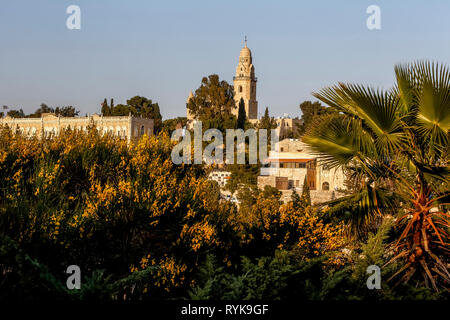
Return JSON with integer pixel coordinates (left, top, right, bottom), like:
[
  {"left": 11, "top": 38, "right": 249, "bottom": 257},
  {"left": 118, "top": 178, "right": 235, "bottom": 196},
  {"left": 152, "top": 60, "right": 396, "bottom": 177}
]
[{"left": 240, "top": 44, "right": 252, "bottom": 58}]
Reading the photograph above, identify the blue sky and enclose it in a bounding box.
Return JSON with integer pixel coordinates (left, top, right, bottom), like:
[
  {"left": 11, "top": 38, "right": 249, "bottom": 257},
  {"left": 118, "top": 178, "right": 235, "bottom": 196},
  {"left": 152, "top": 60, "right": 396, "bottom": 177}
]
[{"left": 1, "top": 0, "right": 450, "bottom": 119}]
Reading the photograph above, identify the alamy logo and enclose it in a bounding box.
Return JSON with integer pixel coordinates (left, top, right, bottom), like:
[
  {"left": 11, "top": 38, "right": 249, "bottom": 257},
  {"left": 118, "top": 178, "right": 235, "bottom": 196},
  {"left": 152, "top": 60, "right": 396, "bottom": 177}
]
[
  {"left": 66, "top": 5, "right": 81, "bottom": 30},
  {"left": 66, "top": 265, "right": 81, "bottom": 290},
  {"left": 366, "top": 5, "right": 381, "bottom": 30},
  {"left": 170, "top": 121, "right": 279, "bottom": 165},
  {"left": 366, "top": 265, "right": 381, "bottom": 289}
]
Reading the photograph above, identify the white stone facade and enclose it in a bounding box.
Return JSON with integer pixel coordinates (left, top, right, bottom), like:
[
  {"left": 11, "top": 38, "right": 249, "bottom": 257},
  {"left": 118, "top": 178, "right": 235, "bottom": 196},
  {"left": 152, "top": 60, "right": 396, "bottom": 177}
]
[
  {"left": 1, "top": 113, "right": 153, "bottom": 142},
  {"left": 258, "top": 138, "right": 347, "bottom": 204},
  {"left": 233, "top": 41, "right": 258, "bottom": 119},
  {"left": 208, "top": 170, "right": 231, "bottom": 188}
]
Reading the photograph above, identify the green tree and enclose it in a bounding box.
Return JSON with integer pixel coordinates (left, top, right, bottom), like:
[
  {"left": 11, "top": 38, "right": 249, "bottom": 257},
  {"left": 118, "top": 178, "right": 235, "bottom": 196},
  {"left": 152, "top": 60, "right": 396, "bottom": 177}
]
[
  {"left": 101, "top": 98, "right": 111, "bottom": 116},
  {"left": 6, "top": 109, "right": 25, "bottom": 118},
  {"left": 300, "top": 176, "right": 311, "bottom": 209},
  {"left": 187, "top": 74, "right": 237, "bottom": 132},
  {"left": 258, "top": 107, "right": 277, "bottom": 131},
  {"left": 161, "top": 117, "right": 187, "bottom": 135},
  {"left": 297, "top": 101, "right": 330, "bottom": 136},
  {"left": 54, "top": 106, "right": 79, "bottom": 117},
  {"left": 102, "top": 96, "right": 163, "bottom": 133},
  {"left": 291, "top": 188, "right": 301, "bottom": 210},
  {"left": 126, "top": 96, "right": 163, "bottom": 133},
  {"left": 303, "top": 61, "right": 450, "bottom": 290},
  {"left": 237, "top": 98, "right": 246, "bottom": 129},
  {"left": 28, "top": 103, "right": 53, "bottom": 118}
]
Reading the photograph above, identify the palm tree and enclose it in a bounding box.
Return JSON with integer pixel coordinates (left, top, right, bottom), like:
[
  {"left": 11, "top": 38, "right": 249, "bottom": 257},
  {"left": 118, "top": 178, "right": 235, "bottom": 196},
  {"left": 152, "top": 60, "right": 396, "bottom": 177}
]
[{"left": 303, "top": 61, "right": 449, "bottom": 290}]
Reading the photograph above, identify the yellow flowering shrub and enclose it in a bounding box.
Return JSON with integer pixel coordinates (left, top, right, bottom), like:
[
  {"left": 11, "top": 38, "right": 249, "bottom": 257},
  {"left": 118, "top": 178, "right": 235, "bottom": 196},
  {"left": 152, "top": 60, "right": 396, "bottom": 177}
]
[
  {"left": 241, "top": 194, "right": 346, "bottom": 262},
  {"left": 0, "top": 124, "right": 348, "bottom": 298},
  {"left": 0, "top": 126, "right": 237, "bottom": 295}
]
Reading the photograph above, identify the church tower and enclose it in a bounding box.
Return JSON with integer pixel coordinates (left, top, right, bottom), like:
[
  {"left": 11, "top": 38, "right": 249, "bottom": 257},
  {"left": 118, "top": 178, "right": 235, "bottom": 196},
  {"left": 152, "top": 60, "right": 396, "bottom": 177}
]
[{"left": 233, "top": 38, "right": 258, "bottom": 119}]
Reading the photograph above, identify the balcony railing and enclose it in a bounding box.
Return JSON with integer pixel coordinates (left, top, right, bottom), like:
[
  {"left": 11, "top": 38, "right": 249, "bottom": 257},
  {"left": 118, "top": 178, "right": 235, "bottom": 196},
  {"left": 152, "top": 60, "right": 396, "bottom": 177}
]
[{"left": 233, "top": 76, "right": 257, "bottom": 81}]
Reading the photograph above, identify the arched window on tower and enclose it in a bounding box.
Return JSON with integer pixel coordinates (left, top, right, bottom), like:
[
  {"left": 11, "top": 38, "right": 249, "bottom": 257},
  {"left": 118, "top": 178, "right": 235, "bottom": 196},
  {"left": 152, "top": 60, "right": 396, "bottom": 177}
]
[
  {"left": 239, "top": 86, "right": 242, "bottom": 93},
  {"left": 322, "top": 182, "right": 330, "bottom": 191}
]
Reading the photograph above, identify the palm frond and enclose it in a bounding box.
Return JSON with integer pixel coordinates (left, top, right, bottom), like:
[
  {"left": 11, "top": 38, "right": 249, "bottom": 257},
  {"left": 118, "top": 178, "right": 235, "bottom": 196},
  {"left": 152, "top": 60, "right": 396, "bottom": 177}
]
[
  {"left": 320, "top": 185, "right": 398, "bottom": 240},
  {"left": 303, "top": 114, "right": 375, "bottom": 169},
  {"left": 313, "top": 83, "right": 407, "bottom": 157},
  {"left": 399, "top": 61, "right": 450, "bottom": 160}
]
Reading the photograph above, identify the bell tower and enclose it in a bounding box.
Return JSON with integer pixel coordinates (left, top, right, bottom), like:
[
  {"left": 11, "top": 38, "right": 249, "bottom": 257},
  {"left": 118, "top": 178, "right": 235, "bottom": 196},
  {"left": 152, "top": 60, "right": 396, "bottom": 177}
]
[{"left": 233, "top": 37, "right": 258, "bottom": 119}]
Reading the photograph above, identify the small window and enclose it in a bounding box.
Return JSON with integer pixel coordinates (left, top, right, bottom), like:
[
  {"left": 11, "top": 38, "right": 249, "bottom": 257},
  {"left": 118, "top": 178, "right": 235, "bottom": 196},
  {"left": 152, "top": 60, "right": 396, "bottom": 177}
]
[
  {"left": 140, "top": 125, "right": 145, "bottom": 135},
  {"left": 322, "top": 182, "right": 330, "bottom": 191},
  {"left": 239, "top": 86, "right": 242, "bottom": 93}
]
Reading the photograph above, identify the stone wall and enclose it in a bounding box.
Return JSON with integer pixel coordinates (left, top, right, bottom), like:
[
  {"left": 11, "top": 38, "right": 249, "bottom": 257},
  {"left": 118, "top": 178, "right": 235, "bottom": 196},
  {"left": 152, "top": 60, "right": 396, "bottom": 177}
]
[
  {"left": 0, "top": 113, "right": 153, "bottom": 142},
  {"left": 257, "top": 175, "right": 289, "bottom": 190},
  {"left": 280, "top": 188, "right": 345, "bottom": 205}
]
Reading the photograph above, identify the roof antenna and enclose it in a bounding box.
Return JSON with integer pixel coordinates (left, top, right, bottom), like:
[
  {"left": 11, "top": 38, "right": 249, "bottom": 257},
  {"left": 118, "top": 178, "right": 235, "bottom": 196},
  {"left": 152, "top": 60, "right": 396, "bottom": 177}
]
[{"left": 244, "top": 35, "right": 247, "bottom": 47}]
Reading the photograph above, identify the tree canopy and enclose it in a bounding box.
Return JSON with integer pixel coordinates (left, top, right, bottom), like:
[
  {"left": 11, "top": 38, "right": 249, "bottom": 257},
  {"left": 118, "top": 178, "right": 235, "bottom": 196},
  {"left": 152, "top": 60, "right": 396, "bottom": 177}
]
[
  {"left": 258, "top": 107, "right": 277, "bottom": 131},
  {"left": 187, "top": 74, "right": 237, "bottom": 131},
  {"left": 101, "top": 96, "right": 163, "bottom": 133},
  {"left": 303, "top": 61, "right": 450, "bottom": 291},
  {"left": 3, "top": 104, "right": 80, "bottom": 118},
  {"left": 297, "top": 101, "right": 332, "bottom": 136}
]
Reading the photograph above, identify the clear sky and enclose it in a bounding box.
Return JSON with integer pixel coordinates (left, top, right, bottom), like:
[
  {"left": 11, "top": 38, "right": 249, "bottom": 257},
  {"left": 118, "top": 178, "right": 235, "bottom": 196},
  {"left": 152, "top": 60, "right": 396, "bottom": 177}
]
[{"left": 1, "top": 0, "right": 450, "bottom": 119}]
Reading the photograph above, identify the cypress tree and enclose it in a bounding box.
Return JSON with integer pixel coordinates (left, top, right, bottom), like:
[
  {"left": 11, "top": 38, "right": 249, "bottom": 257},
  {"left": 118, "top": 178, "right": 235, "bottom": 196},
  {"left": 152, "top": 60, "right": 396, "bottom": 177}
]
[
  {"left": 291, "top": 188, "right": 301, "bottom": 210},
  {"left": 300, "top": 176, "right": 311, "bottom": 208},
  {"left": 237, "top": 98, "right": 246, "bottom": 129},
  {"left": 101, "top": 98, "right": 110, "bottom": 116}
]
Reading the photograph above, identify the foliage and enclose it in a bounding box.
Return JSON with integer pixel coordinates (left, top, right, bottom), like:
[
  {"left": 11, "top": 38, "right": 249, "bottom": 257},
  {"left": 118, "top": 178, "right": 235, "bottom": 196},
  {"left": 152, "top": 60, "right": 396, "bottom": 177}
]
[
  {"left": 238, "top": 195, "right": 345, "bottom": 259},
  {"left": 186, "top": 74, "right": 237, "bottom": 132},
  {"left": 0, "top": 127, "right": 237, "bottom": 299},
  {"left": 291, "top": 188, "right": 301, "bottom": 210},
  {"left": 300, "top": 176, "right": 311, "bottom": 209},
  {"left": 258, "top": 107, "right": 277, "bottom": 131},
  {"left": 297, "top": 100, "right": 331, "bottom": 136},
  {"left": 189, "top": 252, "right": 301, "bottom": 300},
  {"left": 101, "top": 96, "right": 163, "bottom": 133},
  {"left": 161, "top": 117, "right": 187, "bottom": 135},
  {"left": 6, "top": 109, "right": 25, "bottom": 118},
  {"left": 27, "top": 104, "right": 80, "bottom": 118},
  {"left": 225, "top": 163, "right": 260, "bottom": 193},
  {"left": 0, "top": 101, "right": 446, "bottom": 300},
  {"left": 303, "top": 61, "right": 450, "bottom": 290},
  {"left": 237, "top": 98, "right": 246, "bottom": 129}
]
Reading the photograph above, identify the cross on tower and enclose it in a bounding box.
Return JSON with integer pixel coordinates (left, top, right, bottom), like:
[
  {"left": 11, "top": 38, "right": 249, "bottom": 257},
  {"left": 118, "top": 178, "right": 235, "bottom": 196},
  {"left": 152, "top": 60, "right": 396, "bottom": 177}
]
[{"left": 244, "top": 35, "right": 247, "bottom": 47}]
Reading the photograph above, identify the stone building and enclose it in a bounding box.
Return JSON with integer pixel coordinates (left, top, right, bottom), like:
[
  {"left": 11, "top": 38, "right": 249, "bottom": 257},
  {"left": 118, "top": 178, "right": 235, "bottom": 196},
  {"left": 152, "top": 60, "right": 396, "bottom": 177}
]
[
  {"left": 0, "top": 113, "right": 153, "bottom": 142},
  {"left": 185, "top": 40, "right": 300, "bottom": 139},
  {"left": 274, "top": 116, "right": 303, "bottom": 139},
  {"left": 257, "top": 138, "right": 346, "bottom": 204},
  {"left": 186, "top": 39, "right": 258, "bottom": 123},
  {"left": 208, "top": 170, "right": 231, "bottom": 188},
  {"left": 233, "top": 39, "right": 258, "bottom": 120}
]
